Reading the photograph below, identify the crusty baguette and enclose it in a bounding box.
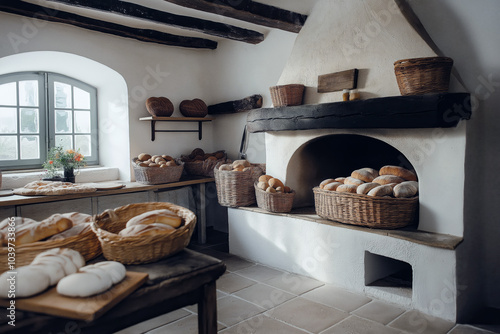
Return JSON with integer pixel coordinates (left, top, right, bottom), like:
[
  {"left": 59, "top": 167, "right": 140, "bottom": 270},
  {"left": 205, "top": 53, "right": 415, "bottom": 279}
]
[
  {"left": 126, "top": 209, "right": 182, "bottom": 228},
  {"left": 15, "top": 214, "right": 73, "bottom": 245},
  {"left": 379, "top": 165, "right": 417, "bottom": 181},
  {"left": 47, "top": 223, "right": 91, "bottom": 241},
  {"left": 119, "top": 223, "right": 175, "bottom": 237}
]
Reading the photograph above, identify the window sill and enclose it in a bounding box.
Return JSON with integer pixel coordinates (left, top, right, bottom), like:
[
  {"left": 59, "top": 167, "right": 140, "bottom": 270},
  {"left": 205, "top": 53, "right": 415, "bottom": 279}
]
[{"left": 1, "top": 167, "right": 120, "bottom": 190}]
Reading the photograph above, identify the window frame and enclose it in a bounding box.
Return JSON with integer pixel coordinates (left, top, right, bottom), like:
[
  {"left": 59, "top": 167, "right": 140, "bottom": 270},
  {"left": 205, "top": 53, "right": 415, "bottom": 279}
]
[{"left": 0, "top": 71, "right": 98, "bottom": 171}]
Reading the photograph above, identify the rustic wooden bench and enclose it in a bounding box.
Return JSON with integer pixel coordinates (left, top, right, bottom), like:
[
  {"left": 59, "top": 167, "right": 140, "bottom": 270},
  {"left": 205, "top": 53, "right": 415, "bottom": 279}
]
[{"left": 0, "top": 249, "right": 226, "bottom": 334}]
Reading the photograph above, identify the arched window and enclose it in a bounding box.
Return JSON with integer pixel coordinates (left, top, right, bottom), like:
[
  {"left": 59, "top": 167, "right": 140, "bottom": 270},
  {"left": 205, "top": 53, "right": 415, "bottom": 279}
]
[{"left": 0, "top": 72, "right": 98, "bottom": 170}]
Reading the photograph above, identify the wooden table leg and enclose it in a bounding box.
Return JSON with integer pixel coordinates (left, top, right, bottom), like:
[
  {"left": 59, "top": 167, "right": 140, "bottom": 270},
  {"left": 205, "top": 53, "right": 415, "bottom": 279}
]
[{"left": 198, "top": 281, "right": 217, "bottom": 334}]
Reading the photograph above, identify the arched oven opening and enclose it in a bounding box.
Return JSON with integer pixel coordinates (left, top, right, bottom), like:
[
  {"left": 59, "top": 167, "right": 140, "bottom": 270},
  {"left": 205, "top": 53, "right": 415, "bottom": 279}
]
[{"left": 286, "top": 134, "right": 416, "bottom": 209}]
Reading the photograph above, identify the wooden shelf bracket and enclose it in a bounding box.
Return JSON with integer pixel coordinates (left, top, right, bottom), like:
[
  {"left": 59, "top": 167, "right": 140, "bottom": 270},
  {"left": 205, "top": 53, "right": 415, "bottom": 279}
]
[{"left": 140, "top": 116, "right": 215, "bottom": 141}]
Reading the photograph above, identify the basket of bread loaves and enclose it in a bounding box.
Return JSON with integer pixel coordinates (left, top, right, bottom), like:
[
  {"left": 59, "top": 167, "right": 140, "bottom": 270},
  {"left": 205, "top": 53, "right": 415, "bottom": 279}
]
[
  {"left": 0, "top": 213, "right": 101, "bottom": 272},
  {"left": 132, "top": 153, "right": 184, "bottom": 185},
  {"left": 214, "top": 159, "right": 264, "bottom": 207},
  {"left": 91, "top": 202, "right": 196, "bottom": 264},
  {"left": 255, "top": 175, "right": 295, "bottom": 213},
  {"left": 313, "top": 165, "right": 419, "bottom": 229},
  {"left": 180, "top": 148, "right": 227, "bottom": 178}
]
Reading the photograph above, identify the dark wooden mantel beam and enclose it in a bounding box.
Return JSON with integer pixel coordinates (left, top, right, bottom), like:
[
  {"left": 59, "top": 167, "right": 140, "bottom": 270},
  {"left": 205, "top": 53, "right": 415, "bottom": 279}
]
[
  {"left": 0, "top": 0, "right": 217, "bottom": 49},
  {"left": 163, "top": 0, "right": 307, "bottom": 33},
  {"left": 45, "top": 0, "right": 264, "bottom": 44}
]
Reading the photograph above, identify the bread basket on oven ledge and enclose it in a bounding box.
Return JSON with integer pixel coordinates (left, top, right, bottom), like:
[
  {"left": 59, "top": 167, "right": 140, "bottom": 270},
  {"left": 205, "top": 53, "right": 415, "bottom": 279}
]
[
  {"left": 313, "top": 187, "right": 418, "bottom": 229},
  {"left": 91, "top": 202, "right": 196, "bottom": 265}
]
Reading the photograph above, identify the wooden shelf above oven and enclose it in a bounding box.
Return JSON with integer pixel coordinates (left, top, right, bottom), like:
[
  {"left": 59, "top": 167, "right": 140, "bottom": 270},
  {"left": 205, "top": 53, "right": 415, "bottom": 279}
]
[{"left": 246, "top": 93, "right": 471, "bottom": 133}]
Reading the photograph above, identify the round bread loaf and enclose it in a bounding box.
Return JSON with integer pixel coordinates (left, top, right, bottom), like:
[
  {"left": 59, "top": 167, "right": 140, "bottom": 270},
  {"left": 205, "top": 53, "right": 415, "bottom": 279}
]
[
  {"left": 269, "top": 178, "right": 284, "bottom": 189},
  {"left": 319, "top": 178, "right": 336, "bottom": 189},
  {"left": 126, "top": 209, "right": 182, "bottom": 228},
  {"left": 393, "top": 181, "right": 419, "bottom": 198},
  {"left": 373, "top": 175, "right": 405, "bottom": 185},
  {"left": 259, "top": 175, "right": 273, "bottom": 183},
  {"left": 379, "top": 165, "right": 417, "bottom": 181}
]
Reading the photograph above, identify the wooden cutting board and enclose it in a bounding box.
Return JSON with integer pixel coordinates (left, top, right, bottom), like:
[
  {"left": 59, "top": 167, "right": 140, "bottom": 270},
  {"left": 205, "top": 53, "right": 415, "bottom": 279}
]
[{"left": 0, "top": 271, "right": 148, "bottom": 321}]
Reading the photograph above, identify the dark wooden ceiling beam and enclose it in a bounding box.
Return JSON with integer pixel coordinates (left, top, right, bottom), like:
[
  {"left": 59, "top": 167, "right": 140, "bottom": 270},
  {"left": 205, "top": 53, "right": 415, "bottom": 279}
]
[
  {"left": 44, "top": 0, "right": 264, "bottom": 44},
  {"left": 0, "top": 0, "right": 217, "bottom": 49},
  {"left": 163, "top": 0, "right": 307, "bottom": 33}
]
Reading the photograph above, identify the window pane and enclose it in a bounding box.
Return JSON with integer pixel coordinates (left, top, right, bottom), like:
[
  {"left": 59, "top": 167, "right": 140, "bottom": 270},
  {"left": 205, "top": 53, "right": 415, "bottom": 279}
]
[
  {"left": 55, "top": 109, "right": 72, "bottom": 133},
  {"left": 74, "top": 110, "right": 90, "bottom": 133},
  {"left": 0, "top": 82, "right": 16, "bottom": 106},
  {"left": 20, "top": 135, "right": 39, "bottom": 159},
  {"left": 55, "top": 135, "right": 72, "bottom": 150},
  {"left": 19, "top": 80, "right": 39, "bottom": 107},
  {"left": 0, "top": 136, "right": 18, "bottom": 160},
  {"left": 20, "top": 108, "right": 39, "bottom": 134},
  {"left": 75, "top": 135, "right": 91, "bottom": 156},
  {"left": 74, "top": 87, "right": 90, "bottom": 109},
  {"left": 0, "top": 107, "right": 17, "bottom": 133},
  {"left": 54, "top": 82, "right": 72, "bottom": 108}
]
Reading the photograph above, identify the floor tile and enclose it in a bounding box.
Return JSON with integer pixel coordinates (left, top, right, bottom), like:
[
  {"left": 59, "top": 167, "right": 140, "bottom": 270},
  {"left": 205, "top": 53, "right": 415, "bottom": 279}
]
[
  {"left": 322, "top": 315, "right": 403, "bottom": 334},
  {"left": 389, "top": 309, "right": 455, "bottom": 334},
  {"left": 184, "top": 290, "right": 230, "bottom": 314},
  {"left": 224, "top": 256, "right": 256, "bottom": 272},
  {"left": 216, "top": 272, "right": 258, "bottom": 294},
  {"left": 301, "top": 284, "right": 372, "bottom": 312},
  {"left": 234, "top": 264, "right": 284, "bottom": 282},
  {"left": 353, "top": 300, "right": 406, "bottom": 325},
  {"left": 217, "top": 295, "right": 266, "bottom": 327},
  {"left": 267, "top": 297, "right": 349, "bottom": 333},
  {"left": 448, "top": 324, "right": 499, "bottom": 334},
  {"left": 220, "top": 315, "right": 309, "bottom": 334},
  {"left": 146, "top": 314, "right": 225, "bottom": 334},
  {"left": 264, "top": 272, "right": 325, "bottom": 295},
  {"left": 114, "top": 308, "right": 191, "bottom": 334},
  {"left": 232, "top": 283, "right": 295, "bottom": 310}
]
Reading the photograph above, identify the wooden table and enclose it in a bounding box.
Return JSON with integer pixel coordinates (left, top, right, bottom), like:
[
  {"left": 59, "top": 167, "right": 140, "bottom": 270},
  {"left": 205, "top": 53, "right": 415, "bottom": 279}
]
[{"left": 0, "top": 249, "right": 226, "bottom": 334}]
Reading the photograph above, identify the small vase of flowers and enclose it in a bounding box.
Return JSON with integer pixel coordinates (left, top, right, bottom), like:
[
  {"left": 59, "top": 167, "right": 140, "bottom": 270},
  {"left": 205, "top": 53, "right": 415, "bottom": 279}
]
[{"left": 43, "top": 147, "right": 86, "bottom": 183}]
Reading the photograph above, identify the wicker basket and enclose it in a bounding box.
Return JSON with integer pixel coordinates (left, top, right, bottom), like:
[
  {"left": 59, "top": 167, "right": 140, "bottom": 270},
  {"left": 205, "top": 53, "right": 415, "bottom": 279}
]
[
  {"left": 132, "top": 158, "right": 184, "bottom": 184},
  {"left": 313, "top": 187, "right": 418, "bottom": 229},
  {"left": 181, "top": 152, "right": 227, "bottom": 178},
  {"left": 270, "top": 84, "right": 305, "bottom": 107},
  {"left": 214, "top": 165, "right": 264, "bottom": 207},
  {"left": 394, "top": 57, "right": 453, "bottom": 95},
  {"left": 254, "top": 184, "right": 295, "bottom": 213},
  {"left": 91, "top": 202, "right": 196, "bottom": 265},
  {"left": 0, "top": 227, "right": 101, "bottom": 272}
]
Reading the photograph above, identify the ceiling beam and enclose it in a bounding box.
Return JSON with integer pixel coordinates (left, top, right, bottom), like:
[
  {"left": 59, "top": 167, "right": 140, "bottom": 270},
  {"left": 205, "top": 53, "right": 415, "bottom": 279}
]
[
  {"left": 163, "top": 0, "right": 307, "bottom": 33},
  {"left": 0, "top": 0, "right": 217, "bottom": 49},
  {"left": 44, "top": 0, "right": 264, "bottom": 44}
]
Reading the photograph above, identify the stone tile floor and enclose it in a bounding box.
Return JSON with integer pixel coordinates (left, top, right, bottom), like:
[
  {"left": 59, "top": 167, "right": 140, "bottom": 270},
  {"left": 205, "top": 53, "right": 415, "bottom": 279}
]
[{"left": 116, "top": 229, "right": 500, "bottom": 334}]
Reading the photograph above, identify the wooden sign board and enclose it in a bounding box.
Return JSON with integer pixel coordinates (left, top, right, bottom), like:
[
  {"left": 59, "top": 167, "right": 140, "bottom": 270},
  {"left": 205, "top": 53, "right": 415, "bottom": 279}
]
[
  {"left": 0, "top": 271, "right": 148, "bottom": 321},
  {"left": 318, "top": 69, "right": 358, "bottom": 93}
]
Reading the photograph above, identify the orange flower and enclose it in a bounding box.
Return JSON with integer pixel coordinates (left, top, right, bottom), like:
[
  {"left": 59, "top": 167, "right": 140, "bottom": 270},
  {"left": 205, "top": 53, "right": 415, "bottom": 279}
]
[
  {"left": 49, "top": 160, "right": 53, "bottom": 164},
  {"left": 67, "top": 149, "right": 74, "bottom": 154}
]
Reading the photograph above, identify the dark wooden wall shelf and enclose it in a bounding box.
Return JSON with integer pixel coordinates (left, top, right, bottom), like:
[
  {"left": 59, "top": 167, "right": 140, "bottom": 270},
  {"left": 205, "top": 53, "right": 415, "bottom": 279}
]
[
  {"left": 246, "top": 93, "right": 471, "bottom": 133},
  {"left": 139, "top": 116, "right": 215, "bottom": 141}
]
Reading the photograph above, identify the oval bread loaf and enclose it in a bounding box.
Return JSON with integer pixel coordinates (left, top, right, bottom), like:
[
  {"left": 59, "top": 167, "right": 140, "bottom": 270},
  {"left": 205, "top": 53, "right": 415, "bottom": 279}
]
[
  {"left": 351, "top": 168, "right": 379, "bottom": 182},
  {"left": 119, "top": 223, "right": 175, "bottom": 237},
  {"left": 324, "top": 182, "right": 342, "bottom": 191},
  {"left": 344, "top": 177, "right": 365, "bottom": 186},
  {"left": 356, "top": 182, "right": 379, "bottom": 195},
  {"left": 367, "top": 185, "right": 393, "bottom": 197},
  {"left": 268, "top": 178, "right": 284, "bottom": 189},
  {"left": 0, "top": 266, "right": 51, "bottom": 298},
  {"left": 126, "top": 209, "right": 182, "bottom": 228},
  {"left": 334, "top": 177, "right": 346, "bottom": 184},
  {"left": 393, "top": 181, "right": 419, "bottom": 198},
  {"left": 372, "top": 175, "right": 405, "bottom": 185},
  {"left": 319, "top": 178, "right": 336, "bottom": 189},
  {"left": 258, "top": 175, "right": 273, "bottom": 183},
  {"left": 15, "top": 214, "right": 73, "bottom": 245},
  {"left": 379, "top": 165, "right": 417, "bottom": 181},
  {"left": 336, "top": 184, "right": 358, "bottom": 193}
]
